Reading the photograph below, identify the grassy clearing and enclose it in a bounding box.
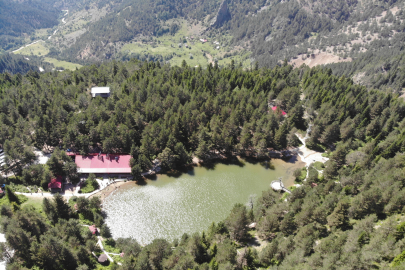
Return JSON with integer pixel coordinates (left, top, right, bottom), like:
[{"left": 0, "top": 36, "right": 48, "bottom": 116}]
[
  {"left": 13, "top": 41, "right": 50, "bottom": 56},
  {"left": 44, "top": 57, "right": 82, "bottom": 70},
  {"left": 21, "top": 197, "right": 44, "bottom": 214},
  {"left": 313, "top": 161, "right": 325, "bottom": 171}
]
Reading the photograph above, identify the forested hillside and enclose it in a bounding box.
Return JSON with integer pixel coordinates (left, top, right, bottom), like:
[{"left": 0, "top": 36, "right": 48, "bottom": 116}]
[
  {"left": 0, "top": 54, "right": 53, "bottom": 74},
  {"left": 39, "top": 0, "right": 404, "bottom": 91},
  {"left": 2, "top": 60, "right": 405, "bottom": 269},
  {"left": 0, "top": 0, "right": 60, "bottom": 51}
]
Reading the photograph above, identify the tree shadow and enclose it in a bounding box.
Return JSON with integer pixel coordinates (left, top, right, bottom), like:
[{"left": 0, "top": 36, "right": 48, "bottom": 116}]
[
  {"left": 286, "top": 155, "right": 300, "bottom": 164},
  {"left": 144, "top": 174, "right": 157, "bottom": 181}
]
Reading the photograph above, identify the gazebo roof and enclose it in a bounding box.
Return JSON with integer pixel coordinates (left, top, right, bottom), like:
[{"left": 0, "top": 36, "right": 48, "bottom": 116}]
[
  {"left": 98, "top": 254, "right": 108, "bottom": 263},
  {"left": 89, "top": 225, "right": 98, "bottom": 234}
]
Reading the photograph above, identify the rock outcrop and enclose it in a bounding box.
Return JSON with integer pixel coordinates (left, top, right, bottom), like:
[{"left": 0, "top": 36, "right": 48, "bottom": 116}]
[{"left": 210, "top": 0, "right": 231, "bottom": 27}]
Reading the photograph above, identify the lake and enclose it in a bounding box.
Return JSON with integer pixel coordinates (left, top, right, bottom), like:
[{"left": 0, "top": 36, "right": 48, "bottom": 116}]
[{"left": 103, "top": 157, "right": 304, "bottom": 245}]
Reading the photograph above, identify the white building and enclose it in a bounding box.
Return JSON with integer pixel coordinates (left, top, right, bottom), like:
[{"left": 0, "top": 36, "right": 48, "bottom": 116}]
[{"left": 91, "top": 87, "right": 110, "bottom": 98}]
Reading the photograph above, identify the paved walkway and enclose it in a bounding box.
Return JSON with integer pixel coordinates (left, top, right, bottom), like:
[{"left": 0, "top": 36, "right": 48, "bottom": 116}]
[{"left": 16, "top": 178, "right": 127, "bottom": 200}]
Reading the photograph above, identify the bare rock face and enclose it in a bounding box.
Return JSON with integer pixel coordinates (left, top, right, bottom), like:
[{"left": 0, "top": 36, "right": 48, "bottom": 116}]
[{"left": 211, "top": 0, "right": 231, "bottom": 27}]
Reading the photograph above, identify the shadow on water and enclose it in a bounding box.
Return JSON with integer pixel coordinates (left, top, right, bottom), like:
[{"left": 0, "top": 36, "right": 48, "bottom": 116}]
[
  {"left": 200, "top": 156, "right": 246, "bottom": 170},
  {"left": 242, "top": 156, "right": 275, "bottom": 170},
  {"left": 135, "top": 179, "right": 148, "bottom": 186},
  {"left": 285, "top": 155, "right": 300, "bottom": 164},
  {"left": 145, "top": 174, "right": 157, "bottom": 181},
  {"left": 262, "top": 160, "right": 275, "bottom": 170}
]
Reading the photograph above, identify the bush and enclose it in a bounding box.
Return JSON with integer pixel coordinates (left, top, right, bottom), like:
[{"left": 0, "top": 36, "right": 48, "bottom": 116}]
[
  {"left": 79, "top": 174, "right": 99, "bottom": 194},
  {"left": 294, "top": 167, "right": 307, "bottom": 183},
  {"left": 101, "top": 224, "right": 112, "bottom": 238}
]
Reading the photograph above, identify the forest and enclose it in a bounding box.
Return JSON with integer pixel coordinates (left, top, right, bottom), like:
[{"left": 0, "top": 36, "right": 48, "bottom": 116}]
[
  {"left": 1, "top": 58, "right": 405, "bottom": 269},
  {"left": 0, "top": 59, "right": 306, "bottom": 182}
]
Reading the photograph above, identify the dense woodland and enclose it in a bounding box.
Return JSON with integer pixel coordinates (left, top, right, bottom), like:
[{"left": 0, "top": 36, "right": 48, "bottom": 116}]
[
  {"left": 0, "top": 59, "right": 306, "bottom": 182},
  {"left": 1, "top": 59, "right": 405, "bottom": 269},
  {"left": 0, "top": 54, "right": 53, "bottom": 75}
]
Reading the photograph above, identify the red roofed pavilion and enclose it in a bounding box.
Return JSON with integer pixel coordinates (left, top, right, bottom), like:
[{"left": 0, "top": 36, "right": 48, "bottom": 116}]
[
  {"left": 75, "top": 154, "right": 131, "bottom": 174},
  {"left": 48, "top": 175, "right": 63, "bottom": 192},
  {"left": 271, "top": 106, "right": 287, "bottom": 116}
]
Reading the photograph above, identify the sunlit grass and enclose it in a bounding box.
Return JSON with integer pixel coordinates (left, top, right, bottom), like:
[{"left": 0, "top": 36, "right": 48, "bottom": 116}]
[{"left": 44, "top": 57, "right": 82, "bottom": 70}]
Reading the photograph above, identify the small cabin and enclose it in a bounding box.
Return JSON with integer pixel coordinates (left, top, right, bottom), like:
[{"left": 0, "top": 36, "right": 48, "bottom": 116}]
[{"left": 91, "top": 87, "right": 110, "bottom": 98}]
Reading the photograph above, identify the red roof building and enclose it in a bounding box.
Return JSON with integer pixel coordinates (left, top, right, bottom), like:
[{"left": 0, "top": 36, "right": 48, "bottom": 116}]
[
  {"left": 48, "top": 175, "right": 63, "bottom": 190},
  {"left": 271, "top": 106, "right": 287, "bottom": 116},
  {"left": 75, "top": 154, "right": 132, "bottom": 174}
]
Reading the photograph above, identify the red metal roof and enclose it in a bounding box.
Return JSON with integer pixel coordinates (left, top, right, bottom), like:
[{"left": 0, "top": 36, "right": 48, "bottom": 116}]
[
  {"left": 48, "top": 175, "right": 63, "bottom": 189},
  {"left": 89, "top": 225, "right": 97, "bottom": 234},
  {"left": 272, "top": 106, "right": 287, "bottom": 116},
  {"left": 75, "top": 154, "right": 132, "bottom": 173}
]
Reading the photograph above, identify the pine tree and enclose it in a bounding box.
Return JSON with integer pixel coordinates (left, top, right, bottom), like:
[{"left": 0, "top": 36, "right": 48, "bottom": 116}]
[
  {"left": 274, "top": 123, "right": 288, "bottom": 150},
  {"left": 327, "top": 201, "right": 350, "bottom": 230}
]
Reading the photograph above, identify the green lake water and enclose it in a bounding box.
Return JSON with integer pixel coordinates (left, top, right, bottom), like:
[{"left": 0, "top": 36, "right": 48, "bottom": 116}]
[{"left": 103, "top": 157, "right": 304, "bottom": 245}]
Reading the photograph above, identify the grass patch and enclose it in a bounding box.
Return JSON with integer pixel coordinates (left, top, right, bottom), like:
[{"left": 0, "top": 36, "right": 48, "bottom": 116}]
[
  {"left": 13, "top": 41, "right": 49, "bottom": 56},
  {"left": 322, "top": 151, "right": 332, "bottom": 158},
  {"left": 280, "top": 192, "right": 289, "bottom": 201},
  {"left": 312, "top": 161, "right": 325, "bottom": 171},
  {"left": 21, "top": 197, "right": 44, "bottom": 214},
  {"left": 44, "top": 57, "right": 82, "bottom": 70}
]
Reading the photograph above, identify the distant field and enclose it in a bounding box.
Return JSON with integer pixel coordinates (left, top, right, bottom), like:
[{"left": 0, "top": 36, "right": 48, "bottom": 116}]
[
  {"left": 44, "top": 57, "right": 82, "bottom": 70},
  {"left": 121, "top": 19, "right": 251, "bottom": 68},
  {"left": 12, "top": 41, "right": 82, "bottom": 70},
  {"left": 13, "top": 41, "right": 50, "bottom": 56}
]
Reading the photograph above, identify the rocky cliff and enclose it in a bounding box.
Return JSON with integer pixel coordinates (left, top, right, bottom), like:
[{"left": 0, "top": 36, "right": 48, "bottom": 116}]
[{"left": 210, "top": 0, "right": 231, "bottom": 27}]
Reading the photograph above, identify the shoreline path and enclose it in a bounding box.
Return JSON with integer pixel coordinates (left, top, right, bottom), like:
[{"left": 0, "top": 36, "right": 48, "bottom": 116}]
[{"left": 16, "top": 178, "right": 126, "bottom": 201}]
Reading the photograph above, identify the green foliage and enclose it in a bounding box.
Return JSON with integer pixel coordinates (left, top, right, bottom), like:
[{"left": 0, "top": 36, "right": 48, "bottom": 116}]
[
  {"left": 5, "top": 186, "right": 20, "bottom": 205},
  {"left": 79, "top": 174, "right": 99, "bottom": 194},
  {"left": 293, "top": 167, "right": 307, "bottom": 183},
  {"left": 225, "top": 204, "right": 249, "bottom": 242}
]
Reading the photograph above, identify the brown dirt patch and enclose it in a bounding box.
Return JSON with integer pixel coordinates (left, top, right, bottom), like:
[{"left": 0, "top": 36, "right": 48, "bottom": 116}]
[{"left": 290, "top": 52, "right": 352, "bottom": 68}]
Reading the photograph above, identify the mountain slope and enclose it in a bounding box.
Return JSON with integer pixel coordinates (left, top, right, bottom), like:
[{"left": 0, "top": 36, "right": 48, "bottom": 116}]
[
  {"left": 3, "top": 0, "right": 405, "bottom": 91},
  {"left": 0, "top": 0, "right": 60, "bottom": 50}
]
